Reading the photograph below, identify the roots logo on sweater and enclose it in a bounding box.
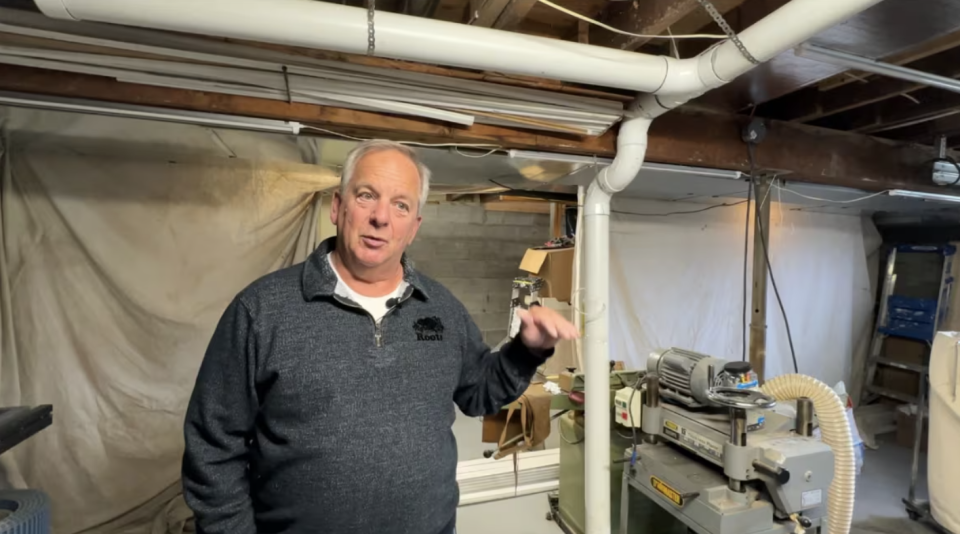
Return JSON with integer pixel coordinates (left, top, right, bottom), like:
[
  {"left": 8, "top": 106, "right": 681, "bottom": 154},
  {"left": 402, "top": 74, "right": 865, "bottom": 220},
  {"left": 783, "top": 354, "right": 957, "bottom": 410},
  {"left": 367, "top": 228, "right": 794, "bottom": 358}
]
[{"left": 414, "top": 317, "right": 445, "bottom": 341}]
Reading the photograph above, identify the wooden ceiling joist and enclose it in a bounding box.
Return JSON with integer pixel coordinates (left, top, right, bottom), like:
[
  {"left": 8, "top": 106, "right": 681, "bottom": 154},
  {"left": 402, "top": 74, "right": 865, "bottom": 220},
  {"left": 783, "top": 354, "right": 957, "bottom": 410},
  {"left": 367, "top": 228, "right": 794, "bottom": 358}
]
[
  {"left": 812, "top": 86, "right": 960, "bottom": 134},
  {"left": 467, "top": 0, "right": 538, "bottom": 29},
  {"left": 587, "top": 0, "right": 747, "bottom": 52},
  {"left": 589, "top": 0, "right": 702, "bottom": 51},
  {"left": 758, "top": 46, "right": 960, "bottom": 123},
  {"left": 0, "top": 64, "right": 947, "bottom": 192},
  {"left": 881, "top": 113, "right": 960, "bottom": 144},
  {"left": 817, "top": 25, "right": 960, "bottom": 92},
  {"left": 691, "top": 0, "right": 960, "bottom": 112}
]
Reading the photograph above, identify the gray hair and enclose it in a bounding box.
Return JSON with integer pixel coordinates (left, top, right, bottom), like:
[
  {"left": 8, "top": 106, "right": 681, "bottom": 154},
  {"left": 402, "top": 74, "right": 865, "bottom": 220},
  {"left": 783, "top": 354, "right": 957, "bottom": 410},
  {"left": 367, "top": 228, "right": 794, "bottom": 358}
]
[{"left": 339, "top": 139, "right": 432, "bottom": 213}]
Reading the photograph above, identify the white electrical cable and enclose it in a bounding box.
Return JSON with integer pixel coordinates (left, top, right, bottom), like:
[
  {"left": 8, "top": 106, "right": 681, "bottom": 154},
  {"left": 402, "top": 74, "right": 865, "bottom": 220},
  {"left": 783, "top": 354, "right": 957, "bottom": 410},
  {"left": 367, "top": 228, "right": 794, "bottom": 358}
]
[
  {"left": 761, "top": 375, "right": 856, "bottom": 534},
  {"left": 771, "top": 181, "right": 892, "bottom": 204},
  {"left": 536, "top": 0, "right": 728, "bottom": 40}
]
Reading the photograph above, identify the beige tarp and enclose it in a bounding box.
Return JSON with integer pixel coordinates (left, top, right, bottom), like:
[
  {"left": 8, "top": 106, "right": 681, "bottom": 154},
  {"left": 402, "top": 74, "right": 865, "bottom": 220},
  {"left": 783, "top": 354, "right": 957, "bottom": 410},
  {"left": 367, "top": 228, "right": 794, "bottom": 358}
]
[{"left": 0, "top": 107, "right": 337, "bottom": 533}]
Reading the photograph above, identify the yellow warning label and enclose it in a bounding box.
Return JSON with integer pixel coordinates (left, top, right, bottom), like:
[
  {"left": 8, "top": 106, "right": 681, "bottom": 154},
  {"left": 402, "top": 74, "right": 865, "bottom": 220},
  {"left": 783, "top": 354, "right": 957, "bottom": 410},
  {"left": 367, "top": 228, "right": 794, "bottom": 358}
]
[
  {"left": 650, "top": 476, "right": 684, "bottom": 507},
  {"left": 664, "top": 420, "right": 679, "bottom": 432}
]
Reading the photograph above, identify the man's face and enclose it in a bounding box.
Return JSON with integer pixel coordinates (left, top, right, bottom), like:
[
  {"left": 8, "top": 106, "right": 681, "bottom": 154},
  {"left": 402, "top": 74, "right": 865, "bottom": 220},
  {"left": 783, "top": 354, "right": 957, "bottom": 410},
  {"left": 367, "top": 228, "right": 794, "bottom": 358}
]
[{"left": 331, "top": 149, "right": 423, "bottom": 271}]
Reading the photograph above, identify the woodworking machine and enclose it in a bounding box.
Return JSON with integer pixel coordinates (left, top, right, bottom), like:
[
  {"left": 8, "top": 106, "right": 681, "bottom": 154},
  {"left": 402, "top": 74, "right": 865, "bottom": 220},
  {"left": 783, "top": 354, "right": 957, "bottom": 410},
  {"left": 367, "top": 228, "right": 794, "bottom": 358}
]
[{"left": 618, "top": 348, "right": 833, "bottom": 534}]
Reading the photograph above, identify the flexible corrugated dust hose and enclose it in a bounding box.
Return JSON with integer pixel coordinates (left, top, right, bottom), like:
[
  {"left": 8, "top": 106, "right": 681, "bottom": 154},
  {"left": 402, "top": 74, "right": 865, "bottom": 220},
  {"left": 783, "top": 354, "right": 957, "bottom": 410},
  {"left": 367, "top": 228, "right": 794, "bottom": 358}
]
[{"left": 761, "top": 375, "right": 855, "bottom": 534}]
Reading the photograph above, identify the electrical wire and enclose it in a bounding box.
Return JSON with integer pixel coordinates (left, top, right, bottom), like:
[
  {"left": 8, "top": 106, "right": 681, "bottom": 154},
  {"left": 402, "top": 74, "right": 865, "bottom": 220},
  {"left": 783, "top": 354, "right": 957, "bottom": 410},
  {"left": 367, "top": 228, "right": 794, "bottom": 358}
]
[
  {"left": 558, "top": 416, "right": 585, "bottom": 445},
  {"left": 612, "top": 200, "right": 748, "bottom": 217},
  {"left": 627, "top": 374, "right": 642, "bottom": 466},
  {"left": 536, "top": 0, "right": 728, "bottom": 40},
  {"left": 452, "top": 146, "right": 502, "bottom": 158},
  {"left": 741, "top": 155, "right": 753, "bottom": 363},
  {"left": 746, "top": 146, "right": 799, "bottom": 375},
  {"left": 770, "top": 181, "right": 893, "bottom": 204}
]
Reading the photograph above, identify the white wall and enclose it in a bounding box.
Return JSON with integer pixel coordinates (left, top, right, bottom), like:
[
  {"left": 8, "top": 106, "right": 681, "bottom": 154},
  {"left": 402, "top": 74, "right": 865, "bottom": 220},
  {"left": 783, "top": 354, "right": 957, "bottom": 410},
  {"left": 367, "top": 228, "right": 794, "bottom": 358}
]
[{"left": 607, "top": 196, "right": 876, "bottom": 388}]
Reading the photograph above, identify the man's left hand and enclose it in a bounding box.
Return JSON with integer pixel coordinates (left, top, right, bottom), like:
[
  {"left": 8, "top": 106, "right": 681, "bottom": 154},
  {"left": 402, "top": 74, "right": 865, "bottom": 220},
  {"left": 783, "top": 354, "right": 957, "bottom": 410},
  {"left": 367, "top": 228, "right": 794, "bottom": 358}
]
[{"left": 517, "top": 306, "right": 579, "bottom": 352}]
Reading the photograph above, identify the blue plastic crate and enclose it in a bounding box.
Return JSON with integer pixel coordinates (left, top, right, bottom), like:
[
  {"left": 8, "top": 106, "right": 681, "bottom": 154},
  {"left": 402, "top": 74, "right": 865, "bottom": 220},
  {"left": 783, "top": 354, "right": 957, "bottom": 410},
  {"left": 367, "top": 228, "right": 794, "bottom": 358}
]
[
  {"left": 887, "top": 295, "right": 938, "bottom": 313},
  {"left": 880, "top": 321, "right": 936, "bottom": 343},
  {"left": 888, "top": 306, "right": 936, "bottom": 324}
]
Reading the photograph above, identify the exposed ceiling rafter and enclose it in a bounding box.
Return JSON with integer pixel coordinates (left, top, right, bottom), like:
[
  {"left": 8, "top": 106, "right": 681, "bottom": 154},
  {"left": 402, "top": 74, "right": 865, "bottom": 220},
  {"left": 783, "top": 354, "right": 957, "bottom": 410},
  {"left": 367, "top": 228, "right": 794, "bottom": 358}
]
[{"left": 0, "top": 64, "right": 949, "bottom": 193}]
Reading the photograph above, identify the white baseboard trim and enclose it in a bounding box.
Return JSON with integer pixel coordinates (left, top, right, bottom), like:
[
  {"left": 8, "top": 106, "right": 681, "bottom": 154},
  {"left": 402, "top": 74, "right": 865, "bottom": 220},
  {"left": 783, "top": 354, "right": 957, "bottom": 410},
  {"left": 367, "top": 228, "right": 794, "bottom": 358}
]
[{"left": 456, "top": 449, "right": 560, "bottom": 506}]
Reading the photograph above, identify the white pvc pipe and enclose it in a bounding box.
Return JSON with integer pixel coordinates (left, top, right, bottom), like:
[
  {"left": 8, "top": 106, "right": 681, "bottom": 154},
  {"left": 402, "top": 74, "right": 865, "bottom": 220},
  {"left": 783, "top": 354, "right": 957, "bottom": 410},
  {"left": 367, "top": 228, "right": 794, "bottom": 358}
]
[
  {"left": 582, "top": 112, "right": 651, "bottom": 534},
  {"left": 645, "top": 0, "right": 885, "bottom": 112},
  {"left": 32, "top": 0, "right": 670, "bottom": 93}
]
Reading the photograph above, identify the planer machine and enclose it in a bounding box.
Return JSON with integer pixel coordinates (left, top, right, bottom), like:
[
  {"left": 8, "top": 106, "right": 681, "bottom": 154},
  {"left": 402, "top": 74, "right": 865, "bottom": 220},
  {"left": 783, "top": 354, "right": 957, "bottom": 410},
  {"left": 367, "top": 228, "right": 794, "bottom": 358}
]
[{"left": 617, "top": 348, "right": 836, "bottom": 534}]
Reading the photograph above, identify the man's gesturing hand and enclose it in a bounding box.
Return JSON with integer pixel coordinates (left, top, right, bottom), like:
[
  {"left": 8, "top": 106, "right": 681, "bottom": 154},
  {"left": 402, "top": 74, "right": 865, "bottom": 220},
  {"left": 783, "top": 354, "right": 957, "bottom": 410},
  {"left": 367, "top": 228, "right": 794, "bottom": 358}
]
[{"left": 517, "top": 306, "right": 579, "bottom": 351}]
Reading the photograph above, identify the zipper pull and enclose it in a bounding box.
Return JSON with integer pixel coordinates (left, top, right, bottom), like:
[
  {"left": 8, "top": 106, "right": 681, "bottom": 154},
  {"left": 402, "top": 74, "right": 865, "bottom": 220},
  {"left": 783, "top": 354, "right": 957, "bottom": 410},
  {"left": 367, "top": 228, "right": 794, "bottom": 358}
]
[{"left": 375, "top": 322, "right": 383, "bottom": 348}]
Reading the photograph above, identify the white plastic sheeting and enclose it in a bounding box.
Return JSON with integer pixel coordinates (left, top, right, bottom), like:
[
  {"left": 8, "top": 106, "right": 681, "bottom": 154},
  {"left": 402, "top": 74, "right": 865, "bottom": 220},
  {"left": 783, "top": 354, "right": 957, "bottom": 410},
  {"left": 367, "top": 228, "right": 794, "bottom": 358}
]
[
  {"left": 606, "top": 196, "right": 880, "bottom": 387},
  {"left": 0, "top": 107, "right": 336, "bottom": 533},
  {"left": 929, "top": 332, "right": 960, "bottom": 534}
]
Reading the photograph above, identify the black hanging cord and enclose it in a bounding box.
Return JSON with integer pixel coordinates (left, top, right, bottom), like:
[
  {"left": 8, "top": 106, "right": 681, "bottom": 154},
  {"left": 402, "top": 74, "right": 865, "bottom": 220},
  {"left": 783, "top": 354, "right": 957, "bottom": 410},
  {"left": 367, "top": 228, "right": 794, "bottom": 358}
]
[
  {"left": 741, "top": 158, "right": 753, "bottom": 363},
  {"left": 745, "top": 137, "right": 800, "bottom": 375}
]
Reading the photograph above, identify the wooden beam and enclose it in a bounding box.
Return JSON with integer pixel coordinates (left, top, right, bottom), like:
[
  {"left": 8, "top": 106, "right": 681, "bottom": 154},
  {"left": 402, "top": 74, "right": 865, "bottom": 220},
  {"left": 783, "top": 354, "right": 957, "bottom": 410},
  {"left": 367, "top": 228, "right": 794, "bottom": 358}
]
[
  {"left": 577, "top": 20, "right": 589, "bottom": 44},
  {"left": 492, "top": 0, "right": 538, "bottom": 29},
  {"left": 758, "top": 46, "right": 960, "bottom": 123},
  {"left": 665, "top": 0, "right": 747, "bottom": 39},
  {"left": 0, "top": 65, "right": 947, "bottom": 192},
  {"left": 644, "top": 109, "right": 945, "bottom": 192},
  {"left": 467, "top": 0, "right": 511, "bottom": 27},
  {"left": 481, "top": 196, "right": 552, "bottom": 214},
  {"left": 433, "top": 0, "right": 471, "bottom": 22},
  {"left": 589, "top": 0, "right": 700, "bottom": 52},
  {"left": 0, "top": 64, "right": 617, "bottom": 155}
]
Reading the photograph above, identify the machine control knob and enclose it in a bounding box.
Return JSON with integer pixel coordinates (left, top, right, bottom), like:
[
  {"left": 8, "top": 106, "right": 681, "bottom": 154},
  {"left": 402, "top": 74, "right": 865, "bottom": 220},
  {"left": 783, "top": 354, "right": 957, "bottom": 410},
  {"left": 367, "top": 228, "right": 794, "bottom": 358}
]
[{"left": 723, "top": 361, "right": 752, "bottom": 375}]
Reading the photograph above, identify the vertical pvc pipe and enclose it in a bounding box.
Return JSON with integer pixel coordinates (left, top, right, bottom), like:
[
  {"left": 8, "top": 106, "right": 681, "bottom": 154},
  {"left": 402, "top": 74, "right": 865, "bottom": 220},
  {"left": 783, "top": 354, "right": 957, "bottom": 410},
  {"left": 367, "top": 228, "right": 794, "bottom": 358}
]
[
  {"left": 583, "top": 114, "right": 651, "bottom": 534},
  {"left": 583, "top": 179, "right": 612, "bottom": 534}
]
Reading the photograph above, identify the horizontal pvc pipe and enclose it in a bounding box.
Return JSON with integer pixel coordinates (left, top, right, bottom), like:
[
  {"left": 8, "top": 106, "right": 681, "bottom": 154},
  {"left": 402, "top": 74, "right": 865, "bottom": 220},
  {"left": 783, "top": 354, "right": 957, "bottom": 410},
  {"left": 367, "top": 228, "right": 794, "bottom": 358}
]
[
  {"left": 649, "top": 0, "right": 885, "bottom": 100},
  {"left": 33, "top": 0, "right": 670, "bottom": 93}
]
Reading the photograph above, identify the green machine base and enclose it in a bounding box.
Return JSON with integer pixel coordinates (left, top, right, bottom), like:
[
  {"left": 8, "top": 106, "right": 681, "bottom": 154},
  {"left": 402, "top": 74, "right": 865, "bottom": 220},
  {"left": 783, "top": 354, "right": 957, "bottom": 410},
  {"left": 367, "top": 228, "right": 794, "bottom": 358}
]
[{"left": 554, "top": 413, "right": 686, "bottom": 534}]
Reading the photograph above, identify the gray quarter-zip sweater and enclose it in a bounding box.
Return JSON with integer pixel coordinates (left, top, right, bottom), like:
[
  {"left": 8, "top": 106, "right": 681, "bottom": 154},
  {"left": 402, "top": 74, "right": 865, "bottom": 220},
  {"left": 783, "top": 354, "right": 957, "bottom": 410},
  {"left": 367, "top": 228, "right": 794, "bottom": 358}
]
[{"left": 183, "top": 238, "right": 549, "bottom": 534}]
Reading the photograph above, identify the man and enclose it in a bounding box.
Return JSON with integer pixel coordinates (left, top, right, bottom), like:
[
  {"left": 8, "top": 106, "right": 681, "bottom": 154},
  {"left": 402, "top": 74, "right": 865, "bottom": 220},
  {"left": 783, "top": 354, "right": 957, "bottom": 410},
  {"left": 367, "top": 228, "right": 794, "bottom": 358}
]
[{"left": 183, "top": 139, "right": 578, "bottom": 534}]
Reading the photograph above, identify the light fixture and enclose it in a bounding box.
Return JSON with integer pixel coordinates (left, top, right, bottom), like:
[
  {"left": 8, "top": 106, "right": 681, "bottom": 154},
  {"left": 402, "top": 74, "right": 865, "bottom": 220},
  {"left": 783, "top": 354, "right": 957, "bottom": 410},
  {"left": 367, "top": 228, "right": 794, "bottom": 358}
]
[
  {"left": 795, "top": 44, "right": 960, "bottom": 95},
  {"left": 507, "top": 149, "right": 613, "bottom": 166},
  {"left": 0, "top": 91, "right": 303, "bottom": 134},
  {"left": 507, "top": 149, "right": 744, "bottom": 180},
  {"left": 888, "top": 189, "right": 960, "bottom": 204}
]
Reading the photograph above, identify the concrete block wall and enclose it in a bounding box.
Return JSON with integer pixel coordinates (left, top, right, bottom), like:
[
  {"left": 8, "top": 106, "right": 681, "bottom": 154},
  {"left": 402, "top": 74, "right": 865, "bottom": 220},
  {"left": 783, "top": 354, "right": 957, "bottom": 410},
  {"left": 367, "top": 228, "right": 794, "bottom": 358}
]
[{"left": 407, "top": 202, "right": 551, "bottom": 346}]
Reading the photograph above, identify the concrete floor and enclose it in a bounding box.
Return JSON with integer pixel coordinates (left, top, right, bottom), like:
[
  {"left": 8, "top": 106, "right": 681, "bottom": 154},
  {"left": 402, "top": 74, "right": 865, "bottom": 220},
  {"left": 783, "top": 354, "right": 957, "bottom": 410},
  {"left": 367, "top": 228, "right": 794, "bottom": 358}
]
[{"left": 456, "top": 432, "right": 937, "bottom": 534}]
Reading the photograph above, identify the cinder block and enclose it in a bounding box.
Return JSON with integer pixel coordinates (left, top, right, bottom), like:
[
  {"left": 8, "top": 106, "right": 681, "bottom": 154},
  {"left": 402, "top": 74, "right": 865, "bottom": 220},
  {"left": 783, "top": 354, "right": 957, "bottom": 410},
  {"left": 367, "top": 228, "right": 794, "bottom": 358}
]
[
  {"left": 435, "top": 204, "right": 485, "bottom": 224},
  {"left": 483, "top": 330, "right": 509, "bottom": 348},
  {"left": 484, "top": 211, "right": 550, "bottom": 227}
]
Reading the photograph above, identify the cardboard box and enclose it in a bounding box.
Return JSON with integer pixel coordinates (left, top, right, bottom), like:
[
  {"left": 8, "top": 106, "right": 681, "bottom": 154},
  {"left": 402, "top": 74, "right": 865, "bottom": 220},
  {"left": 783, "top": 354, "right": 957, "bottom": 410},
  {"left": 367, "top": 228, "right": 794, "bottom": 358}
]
[
  {"left": 882, "top": 337, "right": 928, "bottom": 364},
  {"left": 878, "top": 337, "right": 928, "bottom": 397},
  {"left": 896, "top": 405, "right": 928, "bottom": 451},
  {"left": 519, "top": 247, "right": 574, "bottom": 303},
  {"left": 540, "top": 298, "right": 577, "bottom": 376}
]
